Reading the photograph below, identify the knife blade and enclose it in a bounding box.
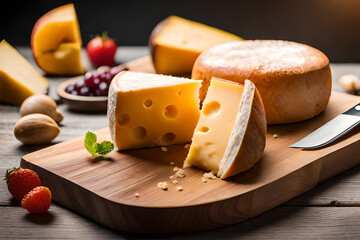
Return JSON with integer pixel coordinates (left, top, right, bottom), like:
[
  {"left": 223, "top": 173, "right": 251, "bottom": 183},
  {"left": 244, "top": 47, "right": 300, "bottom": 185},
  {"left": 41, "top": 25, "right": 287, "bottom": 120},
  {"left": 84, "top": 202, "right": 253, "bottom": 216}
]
[{"left": 289, "top": 103, "right": 360, "bottom": 149}]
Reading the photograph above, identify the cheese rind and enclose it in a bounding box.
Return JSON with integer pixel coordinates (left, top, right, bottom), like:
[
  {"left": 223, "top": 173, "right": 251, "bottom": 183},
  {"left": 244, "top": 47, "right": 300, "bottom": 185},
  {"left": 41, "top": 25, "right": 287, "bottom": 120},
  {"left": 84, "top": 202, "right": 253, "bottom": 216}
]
[
  {"left": 108, "top": 71, "right": 202, "bottom": 150},
  {"left": 149, "top": 16, "right": 243, "bottom": 75},
  {"left": 218, "top": 80, "right": 267, "bottom": 178},
  {"left": 192, "top": 40, "right": 332, "bottom": 124},
  {"left": 0, "top": 40, "right": 48, "bottom": 106}
]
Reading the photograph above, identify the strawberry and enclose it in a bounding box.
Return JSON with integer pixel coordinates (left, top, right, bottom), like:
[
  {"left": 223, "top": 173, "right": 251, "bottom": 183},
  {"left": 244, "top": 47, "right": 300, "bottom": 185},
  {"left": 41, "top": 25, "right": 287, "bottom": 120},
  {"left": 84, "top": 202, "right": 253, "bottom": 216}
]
[
  {"left": 5, "top": 167, "right": 42, "bottom": 201},
  {"left": 87, "top": 32, "right": 117, "bottom": 67},
  {"left": 21, "top": 186, "right": 52, "bottom": 213}
]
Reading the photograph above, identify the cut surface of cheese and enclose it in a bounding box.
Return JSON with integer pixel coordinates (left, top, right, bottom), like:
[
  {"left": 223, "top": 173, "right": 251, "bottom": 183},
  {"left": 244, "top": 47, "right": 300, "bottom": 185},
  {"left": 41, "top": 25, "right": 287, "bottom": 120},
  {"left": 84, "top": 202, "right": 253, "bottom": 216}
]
[
  {"left": 0, "top": 40, "right": 48, "bottom": 106},
  {"left": 184, "top": 78, "right": 266, "bottom": 178},
  {"left": 192, "top": 40, "right": 332, "bottom": 124},
  {"left": 108, "top": 71, "right": 202, "bottom": 150},
  {"left": 149, "top": 16, "right": 243, "bottom": 75},
  {"left": 184, "top": 78, "right": 244, "bottom": 172},
  {"left": 31, "top": 3, "right": 84, "bottom": 75}
]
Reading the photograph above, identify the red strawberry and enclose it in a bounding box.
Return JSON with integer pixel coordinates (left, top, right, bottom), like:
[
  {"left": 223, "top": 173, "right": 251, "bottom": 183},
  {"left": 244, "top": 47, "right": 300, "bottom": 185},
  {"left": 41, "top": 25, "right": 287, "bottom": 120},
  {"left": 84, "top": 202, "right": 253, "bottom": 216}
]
[
  {"left": 21, "top": 186, "right": 52, "bottom": 213},
  {"left": 5, "top": 167, "right": 42, "bottom": 201},
  {"left": 87, "top": 32, "right": 117, "bottom": 67}
]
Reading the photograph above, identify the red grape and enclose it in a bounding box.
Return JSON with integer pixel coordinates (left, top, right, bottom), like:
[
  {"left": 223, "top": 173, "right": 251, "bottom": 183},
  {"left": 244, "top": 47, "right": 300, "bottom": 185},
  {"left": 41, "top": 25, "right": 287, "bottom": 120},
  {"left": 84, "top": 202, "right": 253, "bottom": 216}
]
[
  {"left": 75, "top": 79, "right": 85, "bottom": 92},
  {"left": 65, "top": 65, "right": 127, "bottom": 97},
  {"left": 79, "top": 86, "right": 90, "bottom": 96}
]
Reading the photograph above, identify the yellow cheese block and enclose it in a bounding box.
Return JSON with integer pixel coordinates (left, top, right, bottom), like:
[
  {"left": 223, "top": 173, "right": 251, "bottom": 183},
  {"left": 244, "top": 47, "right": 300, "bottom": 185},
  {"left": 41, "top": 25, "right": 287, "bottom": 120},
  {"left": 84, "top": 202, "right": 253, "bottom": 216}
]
[
  {"left": 108, "top": 71, "right": 202, "bottom": 150},
  {"left": 184, "top": 78, "right": 267, "bottom": 178},
  {"left": 0, "top": 40, "right": 48, "bottom": 106},
  {"left": 31, "top": 3, "right": 84, "bottom": 75},
  {"left": 149, "top": 16, "right": 243, "bottom": 75}
]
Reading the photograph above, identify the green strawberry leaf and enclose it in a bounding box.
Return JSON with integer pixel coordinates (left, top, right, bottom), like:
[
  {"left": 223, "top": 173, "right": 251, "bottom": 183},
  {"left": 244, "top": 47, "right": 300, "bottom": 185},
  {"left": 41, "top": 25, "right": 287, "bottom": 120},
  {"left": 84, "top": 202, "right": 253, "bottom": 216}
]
[
  {"left": 97, "top": 141, "right": 114, "bottom": 155},
  {"left": 84, "top": 131, "right": 98, "bottom": 156}
]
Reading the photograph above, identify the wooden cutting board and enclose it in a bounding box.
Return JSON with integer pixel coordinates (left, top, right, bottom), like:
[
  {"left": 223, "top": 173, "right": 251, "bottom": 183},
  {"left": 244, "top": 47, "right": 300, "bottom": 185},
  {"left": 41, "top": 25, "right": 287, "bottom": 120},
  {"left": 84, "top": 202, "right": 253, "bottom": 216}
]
[{"left": 21, "top": 56, "right": 360, "bottom": 234}]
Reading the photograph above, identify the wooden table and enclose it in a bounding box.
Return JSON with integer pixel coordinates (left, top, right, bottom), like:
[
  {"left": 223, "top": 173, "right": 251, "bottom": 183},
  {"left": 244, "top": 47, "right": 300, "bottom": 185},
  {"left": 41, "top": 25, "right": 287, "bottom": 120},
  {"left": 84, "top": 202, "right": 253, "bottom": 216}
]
[{"left": 1, "top": 47, "right": 360, "bottom": 239}]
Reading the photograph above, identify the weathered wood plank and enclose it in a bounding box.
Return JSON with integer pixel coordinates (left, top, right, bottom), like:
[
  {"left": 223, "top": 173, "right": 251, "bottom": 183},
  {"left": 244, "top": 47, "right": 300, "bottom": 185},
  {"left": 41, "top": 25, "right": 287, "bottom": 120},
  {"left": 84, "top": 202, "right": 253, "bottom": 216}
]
[{"left": 2, "top": 205, "right": 360, "bottom": 239}]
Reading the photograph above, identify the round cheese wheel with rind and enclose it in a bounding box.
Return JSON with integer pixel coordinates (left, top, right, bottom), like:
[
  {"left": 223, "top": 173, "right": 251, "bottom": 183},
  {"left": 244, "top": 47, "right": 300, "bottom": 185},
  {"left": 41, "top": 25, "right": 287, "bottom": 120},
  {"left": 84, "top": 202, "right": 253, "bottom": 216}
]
[{"left": 192, "top": 40, "right": 332, "bottom": 124}]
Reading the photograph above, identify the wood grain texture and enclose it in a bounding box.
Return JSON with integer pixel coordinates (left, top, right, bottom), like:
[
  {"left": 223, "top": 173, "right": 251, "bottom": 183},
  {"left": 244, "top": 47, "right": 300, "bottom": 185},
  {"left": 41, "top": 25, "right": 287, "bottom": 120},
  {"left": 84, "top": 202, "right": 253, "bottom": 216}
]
[{"left": 19, "top": 56, "right": 360, "bottom": 234}]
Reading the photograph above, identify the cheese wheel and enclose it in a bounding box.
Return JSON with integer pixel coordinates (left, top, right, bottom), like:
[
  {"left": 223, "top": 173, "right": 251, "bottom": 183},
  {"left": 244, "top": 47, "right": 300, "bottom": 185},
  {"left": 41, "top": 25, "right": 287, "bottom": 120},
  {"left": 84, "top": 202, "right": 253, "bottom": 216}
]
[{"left": 192, "top": 40, "right": 332, "bottom": 124}]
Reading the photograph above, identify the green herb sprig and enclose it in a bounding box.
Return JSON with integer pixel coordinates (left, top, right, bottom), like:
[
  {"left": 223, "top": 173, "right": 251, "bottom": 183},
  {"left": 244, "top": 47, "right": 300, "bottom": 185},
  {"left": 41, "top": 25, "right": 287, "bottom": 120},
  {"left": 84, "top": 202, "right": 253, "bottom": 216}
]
[{"left": 84, "top": 131, "right": 114, "bottom": 157}]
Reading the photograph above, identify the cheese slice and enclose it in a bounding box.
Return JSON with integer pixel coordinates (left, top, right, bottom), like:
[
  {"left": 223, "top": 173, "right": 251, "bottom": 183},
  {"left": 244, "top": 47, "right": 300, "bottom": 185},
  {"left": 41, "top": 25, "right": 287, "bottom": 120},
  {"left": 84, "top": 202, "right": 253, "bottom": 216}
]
[
  {"left": 108, "top": 71, "right": 202, "bottom": 150},
  {"left": 184, "top": 78, "right": 267, "bottom": 178},
  {"left": 0, "top": 40, "right": 48, "bottom": 106},
  {"left": 149, "top": 16, "right": 243, "bottom": 75}
]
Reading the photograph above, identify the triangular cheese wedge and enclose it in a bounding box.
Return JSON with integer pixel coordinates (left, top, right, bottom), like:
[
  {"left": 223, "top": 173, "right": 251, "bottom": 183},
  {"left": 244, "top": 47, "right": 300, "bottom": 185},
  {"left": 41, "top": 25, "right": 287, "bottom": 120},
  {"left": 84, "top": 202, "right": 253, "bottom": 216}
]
[
  {"left": 184, "top": 78, "right": 266, "bottom": 179},
  {"left": 108, "top": 71, "right": 202, "bottom": 150},
  {"left": 31, "top": 3, "right": 84, "bottom": 75},
  {"left": 149, "top": 16, "right": 243, "bottom": 75},
  {"left": 0, "top": 40, "right": 48, "bottom": 106},
  {"left": 218, "top": 80, "right": 267, "bottom": 179}
]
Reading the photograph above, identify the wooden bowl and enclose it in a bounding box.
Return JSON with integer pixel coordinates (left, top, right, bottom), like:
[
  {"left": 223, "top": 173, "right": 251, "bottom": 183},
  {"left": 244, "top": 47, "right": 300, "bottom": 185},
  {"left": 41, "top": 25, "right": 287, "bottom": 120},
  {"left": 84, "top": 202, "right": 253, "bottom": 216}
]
[{"left": 57, "top": 78, "right": 108, "bottom": 112}]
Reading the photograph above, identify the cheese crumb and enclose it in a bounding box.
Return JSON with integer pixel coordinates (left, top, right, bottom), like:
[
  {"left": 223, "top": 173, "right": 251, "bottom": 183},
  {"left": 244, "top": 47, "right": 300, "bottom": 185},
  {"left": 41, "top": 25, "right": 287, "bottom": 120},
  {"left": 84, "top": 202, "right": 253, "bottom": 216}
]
[
  {"left": 172, "top": 180, "right": 178, "bottom": 184},
  {"left": 161, "top": 147, "right": 168, "bottom": 152},
  {"left": 176, "top": 186, "right": 183, "bottom": 191},
  {"left": 170, "top": 161, "right": 175, "bottom": 165},
  {"left": 184, "top": 144, "right": 190, "bottom": 149},
  {"left": 173, "top": 167, "right": 180, "bottom": 172},
  {"left": 202, "top": 177, "right": 207, "bottom": 183},
  {"left": 175, "top": 168, "right": 186, "bottom": 178},
  {"left": 135, "top": 193, "right": 140, "bottom": 197},
  {"left": 203, "top": 171, "right": 217, "bottom": 180},
  {"left": 273, "top": 134, "right": 279, "bottom": 139},
  {"left": 169, "top": 175, "right": 175, "bottom": 179},
  {"left": 157, "top": 182, "right": 168, "bottom": 190}
]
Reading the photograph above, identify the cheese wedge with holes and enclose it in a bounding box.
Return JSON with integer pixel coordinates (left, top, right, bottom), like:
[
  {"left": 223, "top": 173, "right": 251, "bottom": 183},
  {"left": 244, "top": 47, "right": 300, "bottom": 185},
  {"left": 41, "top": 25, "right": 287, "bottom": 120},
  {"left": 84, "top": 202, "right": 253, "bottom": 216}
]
[
  {"left": 108, "top": 71, "right": 202, "bottom": 150},
  {"left": 0, "top": 40, "right": 48, "bottom": 106},
  {"left": 149, "top": 16, "right": 243, "bottom": 75},
  {"left": 184, "top": 78, "right": 267, "bottom": 179}
]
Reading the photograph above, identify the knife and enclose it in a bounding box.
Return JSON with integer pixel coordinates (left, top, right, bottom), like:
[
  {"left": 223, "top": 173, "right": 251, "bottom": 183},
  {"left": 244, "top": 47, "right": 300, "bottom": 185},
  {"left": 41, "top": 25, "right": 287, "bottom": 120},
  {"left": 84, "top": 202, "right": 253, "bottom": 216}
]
[{"left": 289, "top": 103, "right": 360, "bottom": 149}]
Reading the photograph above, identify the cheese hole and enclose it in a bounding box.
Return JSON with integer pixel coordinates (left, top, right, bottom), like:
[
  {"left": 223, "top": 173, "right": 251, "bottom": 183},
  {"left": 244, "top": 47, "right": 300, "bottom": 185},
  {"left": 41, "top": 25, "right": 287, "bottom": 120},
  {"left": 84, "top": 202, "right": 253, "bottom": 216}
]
[
  {"left": 203, "top": 101, "right": 221, "bottom": 117},
  {"left": 118, "top": 113, "right": 130, "bottom": 126},
  {"left": 164, "top": 105, "right": 178, "bottom": 118},
  {"left": 160, "top": 132, "right": 176, "bottom": 145},
  {"left": 197, "top": 126, "right": 209, "bottom": 133},
  {"left": 131, "top": 126, "right": 147, "bottom": 140},
  {"left": 178, "top": 89, "right": 182, "bottom": 96},
  {"left": 144, "top": 99, "right": 153, "bottom": 108}
]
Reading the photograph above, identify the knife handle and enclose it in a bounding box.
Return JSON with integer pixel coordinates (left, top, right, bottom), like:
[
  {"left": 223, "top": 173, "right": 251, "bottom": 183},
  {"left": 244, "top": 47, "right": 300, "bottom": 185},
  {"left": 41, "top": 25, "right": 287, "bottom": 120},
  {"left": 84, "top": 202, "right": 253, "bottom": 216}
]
[{"left": 343, "top": 103, "right": 360, "bottom": 116}]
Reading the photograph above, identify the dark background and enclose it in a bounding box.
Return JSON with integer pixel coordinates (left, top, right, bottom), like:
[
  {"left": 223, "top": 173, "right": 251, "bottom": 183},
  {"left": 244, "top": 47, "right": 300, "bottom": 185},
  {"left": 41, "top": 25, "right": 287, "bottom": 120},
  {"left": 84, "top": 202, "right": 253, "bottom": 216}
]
[{"left": 1, "top": 0, "right": 360, "bottom": 62}]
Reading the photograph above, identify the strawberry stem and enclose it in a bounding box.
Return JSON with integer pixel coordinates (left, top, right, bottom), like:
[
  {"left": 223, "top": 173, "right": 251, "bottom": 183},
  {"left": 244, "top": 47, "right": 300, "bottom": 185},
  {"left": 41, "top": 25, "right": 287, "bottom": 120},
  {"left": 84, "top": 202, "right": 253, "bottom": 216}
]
[
  {"left": 101, "top": 31, "right": 109, "bottom": 43},
  {"left": 4, "top": 167, "right": 21, "bottom": 180}
]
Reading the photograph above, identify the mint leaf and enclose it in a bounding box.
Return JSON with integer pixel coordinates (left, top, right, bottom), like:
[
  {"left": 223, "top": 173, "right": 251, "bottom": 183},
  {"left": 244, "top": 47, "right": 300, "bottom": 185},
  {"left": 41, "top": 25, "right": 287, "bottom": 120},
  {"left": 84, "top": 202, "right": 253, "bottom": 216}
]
[
  {"left": 84, "top": 131, "right": 114, "bottom": 157},
  {"left": 84, "top": 131, "right": 98, "bottom": 156},
  {"left": 97, "top": 141, "right": 114, "bottom": 155}
]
